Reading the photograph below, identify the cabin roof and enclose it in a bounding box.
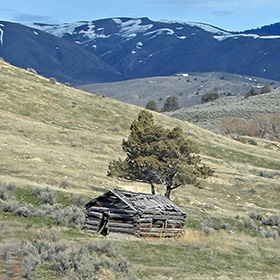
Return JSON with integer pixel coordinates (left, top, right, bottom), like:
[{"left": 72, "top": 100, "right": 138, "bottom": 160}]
[{"left": 86, "top": 189, "right": 186, "bottom": 215}]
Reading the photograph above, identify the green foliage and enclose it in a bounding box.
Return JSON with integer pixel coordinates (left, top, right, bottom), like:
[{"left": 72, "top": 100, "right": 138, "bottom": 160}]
[
  {"left": 108, "top": 110, "right": 214, "bottom": 198},
  {"left": 161, "top": 96, "right": 180, "bottom": 112},
  {"left": 145, "top": 100, "right": 158, "bottom": 112},
  {"left": 201, "top": 91, "right": 220, "bottom": 103}
]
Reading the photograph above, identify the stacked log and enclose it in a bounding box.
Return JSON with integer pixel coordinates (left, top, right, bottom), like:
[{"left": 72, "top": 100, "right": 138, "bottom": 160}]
[
  {"left": 84, "top": 206, "right": 139, "bottom": 236},
  {"left": 84, "top": 190, "right": 186, "bottom": 238}
]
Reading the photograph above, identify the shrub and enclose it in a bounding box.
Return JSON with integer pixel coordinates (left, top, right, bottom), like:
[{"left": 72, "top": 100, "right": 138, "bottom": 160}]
[
  {"left": 248, "top": 139, "right": 258, "bottom": 145},
  {"left": 244, "top": 218, "right": 258, "bottom": 231},
  {"left": 262, "top": 215, "right": 280, "bottom": 227},
  {"left": 220, "top": 222, "right": 232, "bottom": 231},
  {"left": 13, "top": 230, "right": 133, "bottom": 279},
  {"left": 260, "top": 84, "right": 272, "bottom": 94},
  {"left": 32, "top": 187, "right": 58, "bottom": 205},
  {"left": 59, "top": 180, "right": 70, "bottom": 189},
  {"left": 245, "top": 88, "right": 258, "bottom": 98},
  {"left": 0, "top": 183, "right": 14, "bottom": 200},
  {"left": 199, "top": 218, "right": 219, "bottom": 235},
  {"left": 27, "top": 68, "right": 37, "bottom": 75},
  {"left": 249, "top": 212, "right": 263, "bottom": 221},
  {"left": 221, "top": 118, "right": 248, "bottom": 135},
  {"left": 201, "top": 91, "right": 220, "bottom": 103},
  {"left": 0, "top": 185, "right": 85, "bottom": 228},
  {"left": 259, "top": 228, "right": 279, "bottom": 239},
  {"left": 49, "top": 77, "right": 57, "bottom": 84}
]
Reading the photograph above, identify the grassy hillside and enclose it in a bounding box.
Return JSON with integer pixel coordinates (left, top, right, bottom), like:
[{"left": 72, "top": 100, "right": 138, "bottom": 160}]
[
  {"left": 168, "top": 90, "right": 280, "bottom": 133},
  {"left": 1, "top": 60, "right": 280, "bottom": 279}
]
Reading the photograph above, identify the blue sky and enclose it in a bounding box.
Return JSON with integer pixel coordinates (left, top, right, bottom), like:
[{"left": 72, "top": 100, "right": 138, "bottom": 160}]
[{"left": 1, "top": 0, "right": 280, "bottom": 31}]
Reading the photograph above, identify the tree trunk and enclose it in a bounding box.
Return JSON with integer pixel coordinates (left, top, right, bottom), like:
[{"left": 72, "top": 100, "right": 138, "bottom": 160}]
[{"left": 165, "top": 186, "right": 171, "bottom": 199}]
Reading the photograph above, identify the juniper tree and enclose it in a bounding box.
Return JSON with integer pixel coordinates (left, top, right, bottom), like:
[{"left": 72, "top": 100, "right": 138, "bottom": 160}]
[
  {"left": 108, "top": 110, "right": 213, "bottom": 198},
  {"left": 162, "top": 96, "right": 180, "bottom": 112},
  {"left": 145, "top": 100, "right": 158, "bottom": 112}
]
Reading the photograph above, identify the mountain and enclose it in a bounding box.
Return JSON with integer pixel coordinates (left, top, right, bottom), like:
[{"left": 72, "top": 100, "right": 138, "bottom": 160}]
[
  {"left": 78, "top": 72, "right": 280, "bottom": 109},
  {"left": 30, "top": 17, "right": 280, "bottom": 81},
  {"left": 0, "top": 21, "right": 123, "bottom": 85}
]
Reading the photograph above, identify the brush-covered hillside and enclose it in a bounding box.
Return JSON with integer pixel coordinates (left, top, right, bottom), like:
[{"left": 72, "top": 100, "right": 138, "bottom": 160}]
[
  {"left": 168, "top": 89, "right": 280, "bottom": 133},
  {"left": 0, "top": 60, "right": 280, "bottom": 279},
  {"left": 79, "top": 72, "right": 280, "bottom": 109}
]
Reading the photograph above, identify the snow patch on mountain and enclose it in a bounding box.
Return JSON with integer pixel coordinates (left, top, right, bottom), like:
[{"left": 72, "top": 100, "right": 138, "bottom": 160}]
[
  {"left": 31, "top": 22, "right": 85, "bottom": 37},
  {"left": 118, "top": 19, "right": 153, "bottom": 39},
  {"left": 0, "top": 24, "right": 4, "bottom": 45},
  {"left": 145, "top": 28, "right": 175, "bottom": 39},
  {"left": 214, "top": 33, "right": 280, "bottom": 41},
  {"left": 79, "top": 22, "right": 111, "bottom": 40},
  {"left": 161, "top": 20, "right": 230, "bottom": 35},
  {"left": 112, "top": 18, "right": 123, "bottom": 25},
  {"left": 186, "top": 22, "right": 230, "bottom": 35},
  {"left": 136, "top": 42, "right": 143, "bottom": 49}
]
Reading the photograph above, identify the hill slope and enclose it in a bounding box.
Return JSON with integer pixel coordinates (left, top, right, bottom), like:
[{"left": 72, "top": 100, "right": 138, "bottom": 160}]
[
  {"left": 167, "top": 90, "right": 280, "bottom": 133},
  {"left": 79, "top": 72, "right": 280, "bottom": 109},
  {"left": 0, "top": 21, "right": 123, "bottom": 85},
  {"left": 1, "top": 60, "right": 280, "bottom": 279}
]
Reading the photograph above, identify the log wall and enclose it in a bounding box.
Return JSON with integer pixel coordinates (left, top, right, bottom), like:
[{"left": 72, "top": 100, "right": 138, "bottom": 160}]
[
  {"left": 84, "top": 192, "right": 186, "bottom": 238},
  {"left": 85, "top": 207, "right": 185, "bottom": 238}
]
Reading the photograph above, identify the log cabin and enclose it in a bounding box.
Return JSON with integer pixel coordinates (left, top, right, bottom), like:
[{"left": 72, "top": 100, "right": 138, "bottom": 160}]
[{"left": 84, "top": 189, "right": 186, "bottom": 238}]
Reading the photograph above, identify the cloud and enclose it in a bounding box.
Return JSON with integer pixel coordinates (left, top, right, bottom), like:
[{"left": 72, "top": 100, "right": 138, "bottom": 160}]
[{"left": 13, "top": 13, "right": 55, "bottom": 23}]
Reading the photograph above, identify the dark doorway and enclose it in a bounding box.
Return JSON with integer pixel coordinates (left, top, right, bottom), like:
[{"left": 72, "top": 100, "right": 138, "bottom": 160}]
[{"left": 98, "top": 211, "right": 110, "bottom": 236}]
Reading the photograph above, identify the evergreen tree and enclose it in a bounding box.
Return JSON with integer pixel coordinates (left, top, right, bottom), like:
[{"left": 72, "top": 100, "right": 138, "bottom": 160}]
[
  {"left": 145, "top": 100, "right": 158, "bottom": 111},
  {"left": 201, "top": 92, "right": 220, "bottom": 103},
  {"left": 162, "top": 96, "right": 180, "bottom": 112},
  {"left": 108, "top": 110, "right": 214, "bottom": 198}
]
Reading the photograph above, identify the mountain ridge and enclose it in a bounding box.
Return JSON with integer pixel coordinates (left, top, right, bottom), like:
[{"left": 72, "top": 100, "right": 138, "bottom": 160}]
[
  {"left": 0, "top": 20, "right": 124, "bottom": 85},
  {"left": 29, "top": 17, "right": 280, "bottom": 81}
]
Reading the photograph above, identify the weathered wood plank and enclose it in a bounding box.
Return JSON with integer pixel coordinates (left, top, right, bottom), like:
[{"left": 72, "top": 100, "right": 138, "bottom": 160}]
[
  {"left": 85, "top": 216, "right": 100, "bottom": 222},
  {"left": 109, "top": 227, "right": 136, "bottom": 234},
  {"left": 109, "top": 218, "right": 134, "bottom": 224},
  {"left": 109, "top": 222, "right": 134, "bottom": 229},
  {"left": 88, "top": 206, "right": 109, "bottom": 212},
  {"left": 109, "top": 213, "right": 135, "bottom": 220},
  {"left": 110, "top": 209, "right": 137, "bottom": 215},
  {"left": 167, "top": 220, "right": 185, "bottom": 224},
  {"left": 139, "top": 227, "right": 182, "bottom": 233},
  {"left": 85, "top": 220, "right": 99, "bottom": 227},
  {"left": 87, "top": 211, "right": 102, "bottom": 219}
]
